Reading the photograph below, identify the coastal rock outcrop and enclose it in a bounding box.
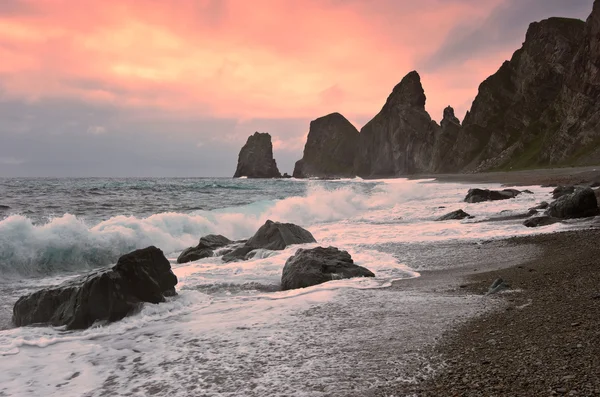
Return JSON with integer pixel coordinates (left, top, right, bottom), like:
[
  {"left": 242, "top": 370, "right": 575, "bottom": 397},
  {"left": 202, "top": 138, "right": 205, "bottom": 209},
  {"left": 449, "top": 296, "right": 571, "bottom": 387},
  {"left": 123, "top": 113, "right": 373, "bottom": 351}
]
[
  {"left": 13, "top": 246, "right": 178, "bottom": 329},
  {"left": 223, "top": 220, "right": 317, "bottom": 262},
  {"left": 436, "top": 209, "right": 471, "bottom": 221},
  {"left": 233, "top": 132, "right": 281, "bottom": 178},
  {"left": 177, "top": 234, "right": 232, "bottom": 264},
  {"left": 293, "top": 113, "right": 359, "bottom": 178},
  {"left": 546, "top": 187, "right": 600, "bottom": 218},
  {"left": 431, "top": 107, "right": 462, "bottom": 172},
  {"left": 281, "top": 246, "right": 375, "bottom": 290},
  {"left": 523, "top": 215, "right": 561, "bottom": 228},
  {"left": 354, "top": 71, "right": 441, "bottom": 177},
  {"left": 464, "top": 188, "right": 521, "bottom": 203}
]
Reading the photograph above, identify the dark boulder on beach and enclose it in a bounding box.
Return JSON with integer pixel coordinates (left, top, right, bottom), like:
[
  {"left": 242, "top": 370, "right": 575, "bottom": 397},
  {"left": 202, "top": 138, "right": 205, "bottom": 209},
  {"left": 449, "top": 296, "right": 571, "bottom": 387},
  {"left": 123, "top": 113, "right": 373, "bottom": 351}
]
[
  {"left": 523, "top": 215, "right": 561, "bottom": 228},
  {"left": 222, "top": 220, "right": 317, "bottom": 262},
  {"left": 13, "top": 246, "right": 178, "bottom": 330},
  {"left": 552, "top": 185, "right": 576, "bottom": 199},
  {"left": 546, "top": 187, "right": 600, "bottom": 219},
  {"left": 436, "top": 209, "right": 471, "bottom": 221},
  {"left": 464, "top": 188, "right": 521, "bottom": 203},
  {"left": 233, "top": 132, "right": 281, "bottom": 178},
  {"left": 293, "top": 113, "right": 359, "bottom": 178},
  {"left": 177, "top": 234, "right": 232, "bottom": 264},
  {"left": 281, "top": 246, "right": 375, "bottom": 291}
]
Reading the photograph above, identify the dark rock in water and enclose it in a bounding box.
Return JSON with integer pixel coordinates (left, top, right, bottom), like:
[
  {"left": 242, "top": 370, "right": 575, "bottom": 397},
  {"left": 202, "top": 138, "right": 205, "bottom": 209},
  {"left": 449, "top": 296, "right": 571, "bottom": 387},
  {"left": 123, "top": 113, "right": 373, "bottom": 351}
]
[
  {"left": 354, "top": 71, "right": 441, "bottom": 177},
  {"left": 13, "top": 246, "right": 178, "bottom": 329},
  {"left": 523, "top": 216, "right": 561, "bottom": 228},
  {"left": 486, "top": 209, "right": 538, "bottom": 222},
  {"left": 281, "top": 246, "right": 375, "bottom": 291},
  {"left": 233, "top": 132, "right": 281, "bottom": 178},
  {"left": 552, "top": 185, "right": 576, "bottom": 199},
  {"left": 177, "top": 234, "right": 232, "bottom": 264},
  {"left": 0, "top": 205, "right": 9, "bottom": 210},
  {"left": 222, "top": 220, "right": 317, "bottom": 262},
  {"left": 436, "top": 209, "right": 471, "bottom": 221},
  {"left": 293, "top": 113, "right": 359, "bottom": 178},
  {"left": 546, "top": 187, "right": 600, "bottom": 219},
  {"left": 529, "top": 201, "right": 549, "bottom": 211},
  {"left": 522, "top": 189, "right": 534, "bottom": 194},
  {"left": 464, "top": 188, "right": 521, "bottom": 203},
  {"left": 281, "top": 173, "right": 292, "bottom": 178},
  {"left": 486, "top": 278, "right": 510, "bottom": 295}
]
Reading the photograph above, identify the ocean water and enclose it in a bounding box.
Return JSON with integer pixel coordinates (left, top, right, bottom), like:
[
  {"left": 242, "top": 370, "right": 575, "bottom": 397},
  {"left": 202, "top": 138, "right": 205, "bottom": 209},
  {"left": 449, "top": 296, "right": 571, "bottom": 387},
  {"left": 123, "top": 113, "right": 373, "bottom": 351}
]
[{"left": 0, "top": 177, "right": 584, "bottom": 396}]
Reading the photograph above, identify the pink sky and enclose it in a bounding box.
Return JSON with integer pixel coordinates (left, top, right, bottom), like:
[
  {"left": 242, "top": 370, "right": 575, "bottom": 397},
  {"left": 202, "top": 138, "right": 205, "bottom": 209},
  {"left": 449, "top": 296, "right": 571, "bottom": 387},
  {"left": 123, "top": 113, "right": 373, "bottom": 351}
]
[{"left": 0, "top": 0, "right": 594, "bottom": 176}]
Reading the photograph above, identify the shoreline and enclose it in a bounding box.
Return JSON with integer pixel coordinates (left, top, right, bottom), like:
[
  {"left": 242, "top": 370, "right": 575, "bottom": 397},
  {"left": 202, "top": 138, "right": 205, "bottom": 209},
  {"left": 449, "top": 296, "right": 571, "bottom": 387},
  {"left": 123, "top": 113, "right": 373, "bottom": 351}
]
[{"left": 381, "top": 228, "right": 600, "bottom": 396}]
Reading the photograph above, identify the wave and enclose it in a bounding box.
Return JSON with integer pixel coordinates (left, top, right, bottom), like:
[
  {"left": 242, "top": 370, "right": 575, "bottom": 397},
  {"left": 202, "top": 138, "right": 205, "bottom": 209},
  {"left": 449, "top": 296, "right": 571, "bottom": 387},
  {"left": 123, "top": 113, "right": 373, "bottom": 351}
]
[{"left": 0, "top": 180, "right": 431, "bottom": 276}]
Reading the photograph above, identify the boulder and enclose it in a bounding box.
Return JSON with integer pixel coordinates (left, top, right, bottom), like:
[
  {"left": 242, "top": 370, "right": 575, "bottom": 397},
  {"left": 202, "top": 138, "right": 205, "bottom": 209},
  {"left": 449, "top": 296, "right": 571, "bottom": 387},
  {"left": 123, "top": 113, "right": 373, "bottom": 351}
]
[
  {"left": 546, "top": 187, "right": 600, "bottom": 219},
  {"left": 233, "top": 132, "right": 281, "bottom": 178},
  {"left": 552, "top": 185, "right": 576, "bottom": 199},
  {"left": 293, "top": 113, "right": 359, "bottom": 178},
  {"left": 436, "top": 209, "right": 471, "bottom": 221},
  {"left": 523, "top": 216, "right": 561, "bottom": 228},
  {"left": 13, "top": 246, "right": 178, "bottom": 330},
  {"left": 281, "top": 246, "right": 375, "bottom": 291},
  {"left": 177, "top": 234, "right": 232, "bottom": 264},
  {"left": 464, "top": 188, "right": 521, "bottom": 203},
  {"left": 222, "top": 220, "right": 317, "bottom": 262}
]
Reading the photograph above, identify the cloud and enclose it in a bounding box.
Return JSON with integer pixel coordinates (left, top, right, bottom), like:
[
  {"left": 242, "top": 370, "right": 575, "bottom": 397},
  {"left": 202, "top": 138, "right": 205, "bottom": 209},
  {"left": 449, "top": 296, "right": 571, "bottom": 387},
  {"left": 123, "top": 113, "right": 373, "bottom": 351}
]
[{"left": 420, "top": 0, "right": 594, "bottom": 72}]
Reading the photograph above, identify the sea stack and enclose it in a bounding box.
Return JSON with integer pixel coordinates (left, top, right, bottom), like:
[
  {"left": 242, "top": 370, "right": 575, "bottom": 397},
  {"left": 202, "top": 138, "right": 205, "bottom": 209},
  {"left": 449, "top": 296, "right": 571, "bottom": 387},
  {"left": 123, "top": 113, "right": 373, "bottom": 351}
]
[
  {"left": 233, "top": 132, "right": 281, "bottom": 178},
  {"left": 353, "top": 71, "right": 440, "bottom": 177},
  {"left": 293, "top": 113, "right": 359, "bottom": 178}
]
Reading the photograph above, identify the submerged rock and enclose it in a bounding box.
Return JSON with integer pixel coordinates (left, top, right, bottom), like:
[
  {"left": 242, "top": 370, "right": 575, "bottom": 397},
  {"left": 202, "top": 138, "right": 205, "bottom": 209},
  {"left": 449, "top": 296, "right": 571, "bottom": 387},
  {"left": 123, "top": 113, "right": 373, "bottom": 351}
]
[
  {"left": 281, "top": 246, "right": 375, "bottom": 291},
  {"left": 177, "top": 234, "right": 232, "bottom": 264},
  {"left": 222, "top": 220, "right": 317, "bottom": 262},
  {"left": 436, "top": 209, "right": 471, "bottom": 221},
  {"left": 464, "top": 188, "right": 521, "bottom": 203},
  {"left": 546, "top": 187, "right": 600, "bottom": 219},
  {"left": 529, "top": 201, "right": 549, "bottom": 211},
  {"left": 233, "top": 132, "right": 281, "bottom": 178},
  {"left": 13, "top": 246, "right": 178, "bottom": 330},
  {"left": 523, "top": 216, "right": 561, "bottom": 228}
]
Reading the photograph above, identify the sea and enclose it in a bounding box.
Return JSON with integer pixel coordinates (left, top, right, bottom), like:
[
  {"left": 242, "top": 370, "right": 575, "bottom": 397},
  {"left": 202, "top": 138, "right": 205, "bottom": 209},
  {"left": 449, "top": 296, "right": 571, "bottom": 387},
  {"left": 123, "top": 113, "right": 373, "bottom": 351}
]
[{"left": 0, "top": 177, "right": 583, "bottom": 396}]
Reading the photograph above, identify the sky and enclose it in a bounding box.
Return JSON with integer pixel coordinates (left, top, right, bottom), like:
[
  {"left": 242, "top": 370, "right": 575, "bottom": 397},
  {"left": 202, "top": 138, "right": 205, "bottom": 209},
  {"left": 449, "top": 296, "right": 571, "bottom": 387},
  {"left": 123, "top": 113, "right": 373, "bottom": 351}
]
[{"left": 0, "top": 0, "right": 595, "bottom": 177}]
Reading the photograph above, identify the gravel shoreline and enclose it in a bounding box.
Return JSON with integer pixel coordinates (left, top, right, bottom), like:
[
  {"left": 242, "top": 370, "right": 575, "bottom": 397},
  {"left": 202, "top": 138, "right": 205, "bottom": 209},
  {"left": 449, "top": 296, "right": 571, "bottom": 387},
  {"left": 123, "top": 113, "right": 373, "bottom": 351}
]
[{"left": 381, "top": 228, "right": 600, "bottom": 397}]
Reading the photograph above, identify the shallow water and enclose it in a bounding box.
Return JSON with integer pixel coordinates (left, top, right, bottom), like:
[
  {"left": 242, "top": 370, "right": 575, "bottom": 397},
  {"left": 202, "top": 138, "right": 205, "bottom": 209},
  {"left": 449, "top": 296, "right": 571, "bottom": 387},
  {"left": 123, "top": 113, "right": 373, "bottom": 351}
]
[{"left": 0, "top": 177, "right": 578, "bottom": 395}]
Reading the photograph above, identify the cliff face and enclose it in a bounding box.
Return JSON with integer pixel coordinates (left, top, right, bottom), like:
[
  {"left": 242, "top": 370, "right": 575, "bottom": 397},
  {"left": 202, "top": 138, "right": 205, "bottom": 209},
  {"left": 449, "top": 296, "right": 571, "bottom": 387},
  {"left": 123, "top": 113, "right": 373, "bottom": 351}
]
[
  {"left": 233, "top": 132, "right": 281, "bottom": 178},
  {"left": 431, "top": 106, "right": 462, "bottom": 173},
  {"left": 354, "top": 71, "right": 440, "bottom": 177},
  {"left": 442, "top": 17, "right": 586, "bottom": 172},
  {"left": 293, "top": 113, "right": 359, "bottom": 178}
]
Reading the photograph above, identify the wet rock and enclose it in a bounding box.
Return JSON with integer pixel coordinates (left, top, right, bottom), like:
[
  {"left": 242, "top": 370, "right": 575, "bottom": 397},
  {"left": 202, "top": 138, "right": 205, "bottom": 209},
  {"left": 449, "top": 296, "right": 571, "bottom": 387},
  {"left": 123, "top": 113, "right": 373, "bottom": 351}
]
[
  {"left": 222, "top": 220, "right": 316, "bottom": 262},
  {"left": 523, "top": 216, "right": 561, "bottom": 228},
  {"left": 529, "top": 201, "right": 549, "bottom": 211},
  {"left": 546, "top": 187, "right": 600, "bottom": 219},
  {"left": 281, "top": 173, "right": 292, "bottom": 178},
  {"left": 436, "top": 209, "right": 471, "bottom": 221},
  {"left": 233, "top": 132, "right": 281, "bottom": 178},
  {"left": 177, "top": 234, "right": 232, "bottom": 264},
  {"left": 464, "top": 188, "right": 521, "bottom": 203},
  {"left": 487, "top": 209, "right": 537, "bottom": 222},
  {"left": 13, "top": 246, "right": 178, "bottom": 329},
  {"left": 281, "top": 246, "right": 375, "bottom": 290},
  {"left": 552, "top": 185, "right": 576, "bottom": 199}
]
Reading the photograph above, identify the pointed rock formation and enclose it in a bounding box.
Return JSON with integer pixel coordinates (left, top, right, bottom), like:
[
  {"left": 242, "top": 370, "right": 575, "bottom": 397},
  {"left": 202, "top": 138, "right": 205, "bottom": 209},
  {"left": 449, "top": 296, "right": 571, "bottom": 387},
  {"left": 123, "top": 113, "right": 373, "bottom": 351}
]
[
  {"left": 431, "top": 106, "right": 462, "bottom": 172},
  {"left": 354, "top": 71, "right": 440, "bottom": 177},
  {"left": 293, "top": 113, "right": 359, "bottom": 178},
  {"left": 233, "top": 132, "right": 281, "bottom": 178}
]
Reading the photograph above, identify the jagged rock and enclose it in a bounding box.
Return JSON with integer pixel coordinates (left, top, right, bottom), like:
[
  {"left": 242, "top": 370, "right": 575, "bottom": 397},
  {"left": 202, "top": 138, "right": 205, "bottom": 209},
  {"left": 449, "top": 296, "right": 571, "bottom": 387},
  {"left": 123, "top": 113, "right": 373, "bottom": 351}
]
[
  {"left": 177, "top": 234, "right": 232, "bottom": 264},
  {"left": 552, "top": 185, "right": 576, "bottom": 199},
  {"left": 281, "top": 246, "right": 375, "bottom": 290},
  {"left": 354, "top": 71, "right": 441, "bottom": 177},
  {"left": 222, "top": 220, "right": 317, "bottom": 262},
  {"left": 436, "top": 209, "right": 471, "bottom": 221},
  {"left": 282, "top": 173, "right": 292, "bottom": 178},
  {"left": 431, "top": 106, "right": 462, "bottom": 172},
  {"left": 546, "top": 187, "right": 600, "bottom": 218},
  {"left": 293, "top": 113, "right": 359, "bottom": 178},
  {"left": 524, "top": 216, "right": 561, "bottom": 227},
  {"left": 233, "top": 132, "right": 281, "bottom": 178},
  {"left": 12, "top": 246, "right": 177, "bottom": 330},
  {"left": 529, "top": 201, "right": 549, "bottom": 211},
  {"left": 464, "top": 188, "right": 521, "bottom": 203}
]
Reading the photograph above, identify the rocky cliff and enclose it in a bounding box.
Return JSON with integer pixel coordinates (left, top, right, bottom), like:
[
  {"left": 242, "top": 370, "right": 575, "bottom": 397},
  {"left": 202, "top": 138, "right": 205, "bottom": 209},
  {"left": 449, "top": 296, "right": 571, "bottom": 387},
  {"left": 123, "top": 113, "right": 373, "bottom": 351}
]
[
  {"left": 354, "top": 71, "right": 441, "bottom": 177},
  {"left": 293, "top": 113, "right": 359, "bottom": 178},
  {"left": 233, "top": 132, "right": 281, "bottom": 178}
]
